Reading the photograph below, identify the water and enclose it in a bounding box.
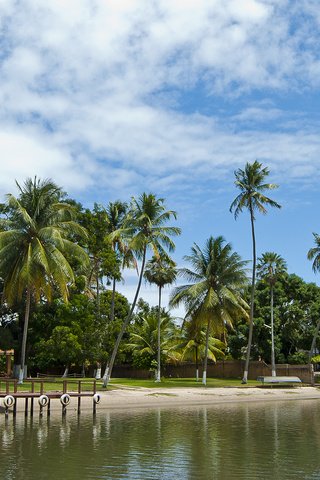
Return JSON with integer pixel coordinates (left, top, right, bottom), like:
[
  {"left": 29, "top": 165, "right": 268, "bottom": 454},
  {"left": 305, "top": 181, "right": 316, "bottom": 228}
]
[{"left": 1, "top": 400, "right": 320, "bottom": 479}]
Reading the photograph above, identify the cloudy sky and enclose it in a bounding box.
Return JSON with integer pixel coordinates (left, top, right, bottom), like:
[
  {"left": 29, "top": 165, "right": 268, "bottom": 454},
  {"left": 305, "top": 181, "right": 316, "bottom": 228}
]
[{"left": 1, "top": 0, "right": 320, "bottom": 311}]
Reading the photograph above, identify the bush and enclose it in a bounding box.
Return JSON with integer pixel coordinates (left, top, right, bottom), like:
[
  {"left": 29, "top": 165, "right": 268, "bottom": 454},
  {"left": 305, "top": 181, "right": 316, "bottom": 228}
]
[{"left": 287, "top": 351, "right": 309, "bottom": 365}]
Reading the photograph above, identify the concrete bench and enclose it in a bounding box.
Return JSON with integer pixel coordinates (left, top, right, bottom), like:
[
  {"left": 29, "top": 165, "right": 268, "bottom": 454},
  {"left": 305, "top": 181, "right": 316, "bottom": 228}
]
[{"left": 257, "top": 376, "right": 302, "bottom": 386}]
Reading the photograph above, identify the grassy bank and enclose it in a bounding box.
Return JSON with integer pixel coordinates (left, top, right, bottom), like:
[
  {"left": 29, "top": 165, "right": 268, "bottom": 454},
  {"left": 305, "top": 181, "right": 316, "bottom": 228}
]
[{"left": 1, "top": 377, "right": 260, "bottom": 394}]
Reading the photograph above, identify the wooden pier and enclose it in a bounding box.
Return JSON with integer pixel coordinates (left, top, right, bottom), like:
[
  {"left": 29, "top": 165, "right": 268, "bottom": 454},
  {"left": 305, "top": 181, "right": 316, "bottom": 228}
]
[{"left": 0, "top": 378, "right": 101, "bottom": 417}]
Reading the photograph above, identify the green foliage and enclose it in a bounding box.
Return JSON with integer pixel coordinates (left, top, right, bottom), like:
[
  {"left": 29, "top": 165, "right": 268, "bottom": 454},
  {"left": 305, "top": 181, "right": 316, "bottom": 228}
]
[
  {"left": 127, "top": 310, "right": 179, "bottom": 370},
  {"left": 35, "top": 326, "right": 82, "bottom": 369},
  {"left": 170, "top": 236, "right": 249, "bottom": 336},
  {"left": 228, "top": 273, "right": 320, "bottom": 363},
  {"left": 80, "top": 203, "right": 121, "bottom": 282},
  {"left": 287, "top": 351, "right": 309, "bottom": 365},
  {"left": 0, "top": 177, "right": 89, "bottom": 305},
  {"left": 0, "top": 355, "right": 6, "bottom": 374},
  {"left": 28, "top": 289, "right": 130, "bottom": 371}
]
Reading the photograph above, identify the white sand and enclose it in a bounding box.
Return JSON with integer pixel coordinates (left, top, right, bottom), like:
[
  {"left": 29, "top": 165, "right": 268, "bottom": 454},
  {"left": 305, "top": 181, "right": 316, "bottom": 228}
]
[
  {"left": 2, "top": 385, "right": 320, "bottom": 414},
  {"left": 101, "top": 385, "right": 320, "bottom": 410}
]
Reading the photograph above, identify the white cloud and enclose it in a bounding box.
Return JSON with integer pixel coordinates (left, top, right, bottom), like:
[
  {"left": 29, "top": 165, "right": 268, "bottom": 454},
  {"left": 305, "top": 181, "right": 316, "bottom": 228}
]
[
  {"left": 0, "top": 129, "right": 92, "bottom": 197},
  {"left": 0, "top": 0, "right": 319, "bottom": 200}
]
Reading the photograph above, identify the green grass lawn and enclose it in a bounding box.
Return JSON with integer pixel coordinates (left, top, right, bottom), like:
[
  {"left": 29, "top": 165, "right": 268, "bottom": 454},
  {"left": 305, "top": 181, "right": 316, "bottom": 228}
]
[
  {"left": 0, "top": 376, "right": 260, "bottom": 394},
  {"left": 108, "top": 377, "right": 260, "bottom": 389}
]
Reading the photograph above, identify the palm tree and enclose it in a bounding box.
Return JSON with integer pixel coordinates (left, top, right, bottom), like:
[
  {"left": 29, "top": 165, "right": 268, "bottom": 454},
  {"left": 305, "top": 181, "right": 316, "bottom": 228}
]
[
  {"left": 175, "top": 318, "right": 226, "bottom": 381},
  {"left": 170, "top": 236, "right": 249, "bottom": 385},
  {"left": 257, "top": 252, "right": 287, "bottom": 376},
  {"left": 103, "top": 193, "right": 181, "bottom": 387},
  {"left": 105, "top": 200, "right": 137, "bottom": 322},
  {"left": 230, "top": 160, "right": 281, "bottom": 383},
  {"left": 144, "top": 254, "right": 177, "bottom": 381},
  {"left": 0, "top": 177, "right": 89, "bottom": 383},
  {"left": 307, "top": 233, "right": 320, "bottom": 361},
  {"left": 126, "top": 311, "right": 178, "bottom": 372}
]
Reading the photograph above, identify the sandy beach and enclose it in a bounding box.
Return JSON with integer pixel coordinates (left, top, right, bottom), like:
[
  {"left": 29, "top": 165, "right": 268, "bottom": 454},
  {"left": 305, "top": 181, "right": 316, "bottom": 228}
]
[
  {"left": 97, "top": 385, "right": 320, "bottom": 410},
  {"left": 3, "top": 384, "right": 320, "bottom": 414}
]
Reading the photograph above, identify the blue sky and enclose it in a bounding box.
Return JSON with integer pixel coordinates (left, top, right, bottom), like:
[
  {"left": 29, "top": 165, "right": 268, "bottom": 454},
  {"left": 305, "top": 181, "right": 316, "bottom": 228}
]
[{"left": 0, "top": 0, "right": 320, "bottom": 312}]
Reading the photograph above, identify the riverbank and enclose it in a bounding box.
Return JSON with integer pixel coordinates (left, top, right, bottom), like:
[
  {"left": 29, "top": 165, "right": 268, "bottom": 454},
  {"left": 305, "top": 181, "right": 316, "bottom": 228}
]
[
  {"left": 2, "top": 385, "right": 320, "bottom": 414},
  {"left": 99, "top": 385, "right": 320, "bottom": 410}
]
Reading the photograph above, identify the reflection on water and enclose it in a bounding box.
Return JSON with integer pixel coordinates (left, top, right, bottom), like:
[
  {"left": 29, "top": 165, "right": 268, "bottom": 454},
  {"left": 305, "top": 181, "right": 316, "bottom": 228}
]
[{"left": 1, "top": 400, "right": 320, "bottom": 479}]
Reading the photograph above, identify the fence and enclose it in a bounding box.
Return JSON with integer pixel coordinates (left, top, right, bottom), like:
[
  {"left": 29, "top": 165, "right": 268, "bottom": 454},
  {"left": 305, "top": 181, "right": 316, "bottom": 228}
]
[{"left": 112, "top": 360, "right": 314, "bottom": 383}]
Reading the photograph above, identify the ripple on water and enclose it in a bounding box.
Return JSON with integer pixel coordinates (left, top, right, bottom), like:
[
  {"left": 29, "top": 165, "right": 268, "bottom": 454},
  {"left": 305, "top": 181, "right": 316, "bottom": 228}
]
[{"left": 1, "top": 400, "right": 320, "bottom": 479}]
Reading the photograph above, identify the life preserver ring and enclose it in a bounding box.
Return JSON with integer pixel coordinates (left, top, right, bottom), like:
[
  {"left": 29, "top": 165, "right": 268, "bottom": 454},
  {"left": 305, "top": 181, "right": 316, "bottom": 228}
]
[
  {"left": 3, "top": 395, "right": 15, "bottom": 408},
  {"left": 38, "top": 395, "right": 49, "bottom": 407},
  {"left": 60, "top": 393, "right": 71, "bottom": 406},
  {"left": 93, "top": 393, "right": 101, "bottom": 404}
]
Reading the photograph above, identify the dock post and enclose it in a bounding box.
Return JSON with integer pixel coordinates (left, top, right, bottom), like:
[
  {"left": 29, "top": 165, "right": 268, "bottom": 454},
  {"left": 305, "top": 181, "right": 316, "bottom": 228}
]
[
  {"left": 30, "top": 381, "right": 34, "bottom": 416},
  {"left": 78, "top": 381, "right": 81, "bottom": 415}
]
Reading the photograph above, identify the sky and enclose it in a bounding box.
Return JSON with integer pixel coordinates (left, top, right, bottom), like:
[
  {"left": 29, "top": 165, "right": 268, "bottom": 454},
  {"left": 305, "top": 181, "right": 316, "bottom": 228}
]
[{"left": 0, "top": 0, "right": 320, "bottom": 314}]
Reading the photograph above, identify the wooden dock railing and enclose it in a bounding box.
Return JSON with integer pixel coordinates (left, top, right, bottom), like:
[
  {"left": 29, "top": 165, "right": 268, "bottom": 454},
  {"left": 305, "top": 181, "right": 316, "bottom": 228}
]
[{"left": 0, "top": 378, "right": 99, "bottom": 417}]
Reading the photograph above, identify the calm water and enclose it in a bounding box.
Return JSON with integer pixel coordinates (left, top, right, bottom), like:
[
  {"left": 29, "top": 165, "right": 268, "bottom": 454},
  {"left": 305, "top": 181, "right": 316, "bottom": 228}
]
[{"left": 1, "top": 400, "right": 320, "bottom": 479}]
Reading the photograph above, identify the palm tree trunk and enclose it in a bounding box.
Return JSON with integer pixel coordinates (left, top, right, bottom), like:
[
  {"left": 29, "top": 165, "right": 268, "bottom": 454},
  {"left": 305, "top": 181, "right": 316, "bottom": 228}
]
[
  {"left": 202, "top": 318, "right": 211, "bottom": 386},
  {"left": 103, "top": 246, "right": 147, "bottom": 388},
  {"left": 155, "top": 286, "right": 162, "bottom": 382},
  {"left": 270, "top": 285, "right": 276, "bottom": 377},
  {"left": 96, "top": 262, "right": 101, "bottom": 319},
  {"left": 309, "top": 319, "right": 320, "bottom": 362},
  {"left": 196, "top": 346, "right": 199, "bottom": 382},
  {"left": 242, "top": 204, "right": 256, "bottom": 384},
  {"left": 18, "top": 287, "right": 31, "bottom": 384},
  {"left": 95, "top": 362, "right": 102, "bottom": 379},
  {"left": 110, "top": 277, "right": 117, "bottom": 321}
]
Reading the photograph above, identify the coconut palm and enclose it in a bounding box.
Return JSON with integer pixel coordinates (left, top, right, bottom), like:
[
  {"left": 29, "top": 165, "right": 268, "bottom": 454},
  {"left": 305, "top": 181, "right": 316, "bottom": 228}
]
[
  {"left": 170, "top": 235, "right": 249, "bottom": 385},
  {"left": 307, "top": 233, "right": 320, "bottom": 361},
  {"left": 257, "top": 252, "right": 287, "bottom": 376},
  {"left": 105, "top": 200, "right": 137, "bottom": 322},
  {"left": 230, "top": 160, "right": 281, "bottom": 383},
  {"left": 144, "top": 253, "right": 177, "bottom": 381},
  {"left": 103, "top": 193, "right": 181, "bottom": 387},
  {"left": 126, "top": 311, "right": 178, "bottom": 372},
  {"left": 175, "top": 318, "right": 226, "bottom": 381},
  {"left": 308, "top": 233, "right": 320, "bottom": 273},
  {"left": 0, "top": 177, "right": 89, "bottom": 383}
]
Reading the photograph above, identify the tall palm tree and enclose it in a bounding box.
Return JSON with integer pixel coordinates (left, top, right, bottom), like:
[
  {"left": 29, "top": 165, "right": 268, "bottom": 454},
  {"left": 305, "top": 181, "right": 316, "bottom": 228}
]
[
  {"left": 230, "top": 160, "right": 281, "bottom": 383},
  {"left": 0, "top": 177, "right": 89, "bottom": 383},
  {"left": 170, "top": 236, "right": 249, "bottom": 385},
  {"left": 105, "top": 200, "right": 137, "bottom": 322},
  {"left": 144, "top": 253, "right": 177, "bottom": 382},
  {"left": 257, "top": 252, "right": 287, "bottom": 376},
  {"left": 103, "top": 193, "right": 181, "bottom": 387},
  {"left": 307, "top": 233, "right": 320, "bottom": 361}
]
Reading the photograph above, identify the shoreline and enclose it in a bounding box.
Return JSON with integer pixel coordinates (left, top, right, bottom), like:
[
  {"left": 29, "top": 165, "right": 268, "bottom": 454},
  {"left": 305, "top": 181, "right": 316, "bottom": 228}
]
[{"left": 2, "top": 385, "right": 320, "bottom": 414}]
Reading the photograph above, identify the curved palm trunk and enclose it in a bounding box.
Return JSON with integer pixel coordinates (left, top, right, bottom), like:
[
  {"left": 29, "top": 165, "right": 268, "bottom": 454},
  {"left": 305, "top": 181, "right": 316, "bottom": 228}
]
[
  {"left": 103, "top": 246, "right": 147, "bottom": 388},
  {"left": 18, "top": 287, "right": 31, "bottom": 384},
  {"left": 270, "top": 285, "right": 276, "bottom": 377},
  {"left": 155, "top": 286, "right": 162, "bottom": 382},
  {"left": 202, "top": 318, "right": 211, "bottom": 386},
  {"left": 242, "top": 204, "right": 256, "bottom": 384}
]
